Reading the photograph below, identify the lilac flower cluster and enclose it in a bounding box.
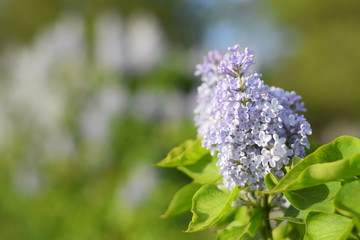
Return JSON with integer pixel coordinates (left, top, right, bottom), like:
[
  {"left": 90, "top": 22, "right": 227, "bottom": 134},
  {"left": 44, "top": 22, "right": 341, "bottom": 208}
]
[{"left": 194, "top": 44, "right": 312, "bottom": 190}]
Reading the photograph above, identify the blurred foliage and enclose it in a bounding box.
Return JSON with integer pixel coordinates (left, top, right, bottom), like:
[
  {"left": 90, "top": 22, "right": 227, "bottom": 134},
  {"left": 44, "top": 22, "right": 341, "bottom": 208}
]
[
  {"left": 0, "top": 0, "right": 204, "bottom": 235},
  {"left": 267, "top": 0, "right": 360, "bottom": 138},
  {"left": 0, "top": 0, "right": 204, "bottom": 50},
  {"left": 128, "top": 52, "right": 195, "bottom": 93},
  {"left": 0, "top": 74, "right": 206, "bottom": 239}
]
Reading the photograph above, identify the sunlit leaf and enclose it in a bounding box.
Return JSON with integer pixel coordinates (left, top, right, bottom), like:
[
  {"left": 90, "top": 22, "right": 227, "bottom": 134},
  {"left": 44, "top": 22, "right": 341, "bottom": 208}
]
[
  {"left": 235, "top": 206, "right": 250, "bottom": 225},
  {"left": 334, "top": 180, "right": 360, "bottom": 231},
  {"left": 304, "top": 212, "right": 353, "bottom": 240},
  {"left": 272, "top": 221, "right": 303, "bottom": 240},
  {"left": 216, "top": 221, "right": 249, "bottom": 240},
  {"left": 186, "top": 184, "right": 240, "bottom": 232},
  {"left": 177, "top": 154, "right": 221, "bottom": 184},
  {"left": 157, "top": 138, "right": 209, "bottom": 167},
  {"left": 271, "top": 216, "right": 304, "bottom": 224},
  {"left": 267, "top": 136, "right": 360, "bottom": 193}
]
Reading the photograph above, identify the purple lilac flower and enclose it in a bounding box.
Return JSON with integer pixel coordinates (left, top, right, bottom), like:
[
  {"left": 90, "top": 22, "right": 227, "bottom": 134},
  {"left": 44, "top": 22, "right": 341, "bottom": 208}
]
[
  {"left": 194, "top": 50, "right": 223, "bottom": 142},
  {"left": 194, "top": 44, "right": 312, "bottom": 190}
]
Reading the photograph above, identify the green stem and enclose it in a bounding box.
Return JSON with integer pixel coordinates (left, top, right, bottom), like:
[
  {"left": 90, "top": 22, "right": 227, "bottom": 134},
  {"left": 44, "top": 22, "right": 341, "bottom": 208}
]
[{"left": 261, "top": 195, "right": 273, "bottom": 240}]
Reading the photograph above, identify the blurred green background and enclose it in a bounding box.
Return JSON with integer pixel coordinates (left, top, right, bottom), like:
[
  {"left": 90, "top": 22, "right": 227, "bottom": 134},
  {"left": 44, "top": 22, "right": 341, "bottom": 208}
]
[{"left": 0, "top": 0, "right": 359, "bottom": 239}]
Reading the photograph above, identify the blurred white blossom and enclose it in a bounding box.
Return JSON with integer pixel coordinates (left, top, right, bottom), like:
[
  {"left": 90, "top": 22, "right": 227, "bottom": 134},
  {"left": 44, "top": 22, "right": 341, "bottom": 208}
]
[
  {"left": 131, "top": 89, "right": 194, "bottom": 122},
  {"left": 12, "top": 164, "right": 42, "bottom": 196},
  {"left": 95, "top": 12, "right": 125, "bottom": 71},
  {"left": 80, "top": 86, "right": 128, "bottom": 142},
  {"left": 119, "top": 164, "right": 159, "bottom": 208},
  {"left": 125, "top": 12, "right": 166, "bottom": 73}
]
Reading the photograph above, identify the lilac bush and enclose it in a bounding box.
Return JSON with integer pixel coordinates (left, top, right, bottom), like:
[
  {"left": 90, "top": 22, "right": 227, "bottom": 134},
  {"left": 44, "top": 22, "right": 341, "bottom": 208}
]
[{"left": 159, "top": 44, "right": 360, "bottom": 240}]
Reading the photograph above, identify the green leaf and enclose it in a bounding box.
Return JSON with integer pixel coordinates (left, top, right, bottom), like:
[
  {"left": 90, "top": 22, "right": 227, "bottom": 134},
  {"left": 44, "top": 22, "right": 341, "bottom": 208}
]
[
  {"left": 272, "top": 222, "right": 302, "bottom": 240},
  {"left": 178, "top": 154, "right": 221, "bottom": 184},
  {"left": 267, "top": 136, "right": 360, "bottom": 193},
  {"left": 157, "top": 138, "right": 209, "bottom": 167},
  {"left": 334, "top": 180, "right": 360, "bottom": 231},
  {"left": 216, "top": 221, "right": 249, "bottom": 240},
  {"left": 247, "top": 207, "right": 265, "bottom": 237},
  {"left": 264, "top": 173, "right": 279, "bottom": 190},
  {"left": 235, "top": 206, "right": 250, "bottom": 225},
  {"left": 286, "top": 153, "right": 360, "bottom": 191},
  {"left": 216, "top": 205, "right": 251, "bottom": 231},
  {"left": 215, "top": 205, "right": 239, "bottom": 227},
  {"left": 304, "top": 212, "right": 353, "bottom": 240},
  {"left": 271, "top": 217, "right": 304, "bottom": 224},
  {"left": 241, "top": 232, "right": 262, "bottom": 240},
  {"left": 161, "top": 182, "right": 202, "bottom": 218},
  {"left": 186, "top": 184, "right": 240, "bottom": 232},
  {"left": 349, "top": 232, "right": 360, "bottom": 240},
  {"left": 284, "top": 181, "right": 341, "bottom": 213},
  {"left": 284, "top": 205, "right": 308, "bottom": 220}
]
